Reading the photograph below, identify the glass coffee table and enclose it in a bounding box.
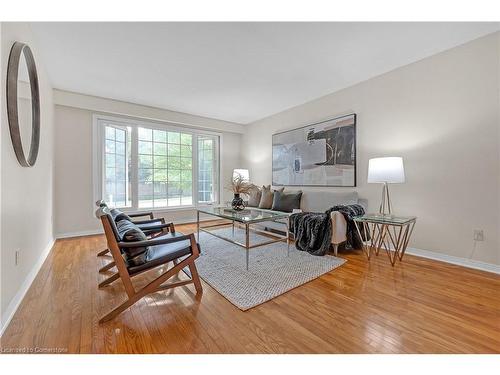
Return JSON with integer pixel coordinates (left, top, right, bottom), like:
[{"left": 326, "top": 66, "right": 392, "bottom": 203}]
[{"left": 197, "top": 206, "right": 290, "bottom": 270}]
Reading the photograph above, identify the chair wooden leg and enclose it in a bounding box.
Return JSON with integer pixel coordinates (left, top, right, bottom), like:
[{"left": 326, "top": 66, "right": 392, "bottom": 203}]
[
  {"left": 99, "top": 253, "right": 198, "bottom": 323},
  {"left": 156, "top": 279, "right": 194, "bottom": 291},
  {"left": 97, "top": 248, "right": 110, "bottom": 257},
  {"left": 100, "top": 278, "right": 191, "bottom": 323},
  {"left": 188, "top": 262, "right": 203, "bottom": 293},
  {"left": 99, "top": 273, "right": 120, "bottom": 288},
  {"left": 99, "top": 261, "right": 116, "bottom": 273},
  {"left": 99, "top": 296, "right": 139, "bottom": 323}
]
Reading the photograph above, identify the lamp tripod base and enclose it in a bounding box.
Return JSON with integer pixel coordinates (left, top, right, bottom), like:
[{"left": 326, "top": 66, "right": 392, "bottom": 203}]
[{"left": 377, "top": 182, "right": 394, "bottom": 218}]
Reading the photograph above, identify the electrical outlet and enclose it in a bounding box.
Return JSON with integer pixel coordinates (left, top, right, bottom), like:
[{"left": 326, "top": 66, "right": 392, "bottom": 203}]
[
  {"left": 473, "top": 230, "right": 484, "bottom": 242},
  {"left": 15, "top": 250, "right": 20, "bottom": 266}
]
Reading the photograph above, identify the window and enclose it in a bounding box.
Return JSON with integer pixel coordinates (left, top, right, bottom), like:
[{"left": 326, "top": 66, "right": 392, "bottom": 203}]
[
  {"left": 198, "top": 135, "right": 216, "bottom": 203},
  {"left": 95, "top": 116, "right": 219, "bottom": 210},
  {"left": 103, "top": 125, "right": 131, "bottom": 207}
]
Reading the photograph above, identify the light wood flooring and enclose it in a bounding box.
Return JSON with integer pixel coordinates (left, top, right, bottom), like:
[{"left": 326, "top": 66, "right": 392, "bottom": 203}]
[{"left": 1, "top": 222, "right": 499, "bottom": 353}]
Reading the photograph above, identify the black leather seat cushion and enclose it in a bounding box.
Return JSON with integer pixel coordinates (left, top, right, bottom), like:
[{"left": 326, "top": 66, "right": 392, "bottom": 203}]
[{"left": 127, "top": 232, "right": 197, "bottom": 275}]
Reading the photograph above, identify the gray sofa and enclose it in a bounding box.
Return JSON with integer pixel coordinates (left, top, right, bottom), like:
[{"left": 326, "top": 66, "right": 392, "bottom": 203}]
[{"left": 252, "top": 190, "right": 367, "bottom": 256}]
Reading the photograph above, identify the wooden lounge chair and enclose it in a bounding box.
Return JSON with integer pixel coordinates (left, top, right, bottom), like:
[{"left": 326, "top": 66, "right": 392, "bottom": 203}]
[{"left": 96, "top": 207, "right": 202, "bottom": 323}]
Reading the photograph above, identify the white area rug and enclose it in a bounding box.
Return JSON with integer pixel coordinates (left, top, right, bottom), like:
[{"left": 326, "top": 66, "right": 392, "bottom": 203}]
[{"left": 195, "top": 227, "right": 346, "bottom": 310}]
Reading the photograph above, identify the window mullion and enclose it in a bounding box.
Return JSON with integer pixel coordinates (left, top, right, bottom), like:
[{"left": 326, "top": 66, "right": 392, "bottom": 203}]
[
  {"left": 214, "top": 136, "right": 220, "bottom": 205},
  {"left": 193, "top": 134, "right": 199, "bottom": 208},
  {"left": 99, "top": 121, "right": 106, "bottom": 204},
  {"left": 131, "top": 126, "right": 139, "bottom": 210}
]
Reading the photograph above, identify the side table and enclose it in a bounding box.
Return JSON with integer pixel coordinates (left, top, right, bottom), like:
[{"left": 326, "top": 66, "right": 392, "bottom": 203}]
[{"left": 353, "top": 214, "right": 416, "bottom": 266}]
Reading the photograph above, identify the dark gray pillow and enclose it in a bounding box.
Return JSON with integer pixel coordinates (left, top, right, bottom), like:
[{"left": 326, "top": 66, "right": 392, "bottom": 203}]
[
  {"left": 271, "top": 190, "right": 303, "bottom": 213},
  {"left": 117, "top": 219, "right": 149, "bottom": 264}
]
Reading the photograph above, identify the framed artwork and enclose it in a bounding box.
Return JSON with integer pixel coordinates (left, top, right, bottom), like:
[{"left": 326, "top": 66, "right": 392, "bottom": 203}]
[{"left": 272, "top": 113, "right": 356, "bottom": 187}]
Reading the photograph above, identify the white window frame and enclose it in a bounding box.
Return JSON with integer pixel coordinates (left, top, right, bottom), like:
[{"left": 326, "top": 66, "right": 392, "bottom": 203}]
[{"left": 92, "top": 114, "right": 222, "bottom": 212}]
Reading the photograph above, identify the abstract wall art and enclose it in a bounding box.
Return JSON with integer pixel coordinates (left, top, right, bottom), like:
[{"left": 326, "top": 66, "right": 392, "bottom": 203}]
[{"left": 272, "top": 113, "right": 356, "bottom": 187}]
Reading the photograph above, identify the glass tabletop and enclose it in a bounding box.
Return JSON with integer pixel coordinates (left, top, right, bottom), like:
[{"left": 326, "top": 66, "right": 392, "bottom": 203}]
[
  {"left": 198, "top": 206, "right": 289, "bottom": 223},
  {"left": 354, "top": 214, "right": 417, "bottom": 225}
]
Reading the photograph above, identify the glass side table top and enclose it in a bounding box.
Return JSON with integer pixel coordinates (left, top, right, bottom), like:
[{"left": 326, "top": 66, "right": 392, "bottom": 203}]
[
  {"left": 353, "top": 214, "right": 417, "bottom": 225},
  {"left": 197, "top": 206, "right": 289, "bottom": 223}
]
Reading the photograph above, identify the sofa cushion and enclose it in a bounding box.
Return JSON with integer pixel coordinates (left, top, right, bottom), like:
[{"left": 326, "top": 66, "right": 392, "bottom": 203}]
[
  {"left": 272, "top": 190, "right": 303, "bottom": 213},
  {"left": 127, "top": 235, "right": 195, "bottom": 275},
  {"left": 247, "top": 186, "right": 262, "bottom": 207},
  {"left": 300, "top": 191, "right": 358, "bottom": 212},
  {"left": 117, "top": 219, "right": 150, "bottom": 263}
]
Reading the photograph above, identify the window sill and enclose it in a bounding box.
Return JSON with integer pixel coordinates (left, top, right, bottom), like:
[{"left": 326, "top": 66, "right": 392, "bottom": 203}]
[{"left": 121, "top": 203, "right": 219, "bottom": 213}]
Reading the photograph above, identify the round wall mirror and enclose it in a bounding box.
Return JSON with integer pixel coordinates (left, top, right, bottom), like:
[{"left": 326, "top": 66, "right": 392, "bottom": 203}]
[{"left": 6, "top": 42, "right": 40, "bottom": 167}]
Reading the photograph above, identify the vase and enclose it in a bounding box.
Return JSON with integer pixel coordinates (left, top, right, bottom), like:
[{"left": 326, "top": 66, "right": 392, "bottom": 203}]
[{"left": 231, "top": 193, "right": 245, "bottom": 211}]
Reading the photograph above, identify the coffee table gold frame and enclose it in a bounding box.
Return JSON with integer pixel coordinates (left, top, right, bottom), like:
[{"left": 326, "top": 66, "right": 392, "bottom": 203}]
[
  {"left": 197, "top": 208, "right": 290, "bottom": 270},
  {"left": 353, "top": 216, "right": 416, "bottom": 266}
]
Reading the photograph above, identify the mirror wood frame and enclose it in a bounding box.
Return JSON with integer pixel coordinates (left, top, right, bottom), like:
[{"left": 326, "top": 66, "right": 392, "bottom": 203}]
[{"left": 6, "top": 41, "right": 41, "bottom": 167}]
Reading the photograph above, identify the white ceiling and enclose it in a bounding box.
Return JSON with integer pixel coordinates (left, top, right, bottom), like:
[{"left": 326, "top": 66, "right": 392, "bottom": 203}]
[{"left": 30, "top": 22, "right": 499, "bottom": 124}]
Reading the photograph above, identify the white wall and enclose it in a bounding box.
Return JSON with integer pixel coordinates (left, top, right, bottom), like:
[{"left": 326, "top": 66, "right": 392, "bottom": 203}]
[
  {"left": 54, "top": 100, "right": 242, "bottom": 237},
  {"left": 243, "top": 32, "right": 500, "bottom": 266},
  {"left": 1, "top": 23, "right": 55, "bottom": 330},
  {"left": 54, "top": 89, "right": 246, "bottom": 134}
]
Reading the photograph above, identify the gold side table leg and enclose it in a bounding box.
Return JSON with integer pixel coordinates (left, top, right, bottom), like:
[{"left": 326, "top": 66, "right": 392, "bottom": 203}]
[
  {"left": 398, "top": 221, "right": 416, "bottom": 260},
  {"left": 383, "top": 225, "right": 399, "bottom": 266},
  {"left": 385, "top": 224, "right": 403, "bottom": 266},
  {"left": 379, "top": 224, "right": 391, "bottom": 263},
  {"left": 363, "top": 221, "right": 372, "bottom": 260},
  {"left": 375, "top": 224, "right": 387, "bottom": 257}
]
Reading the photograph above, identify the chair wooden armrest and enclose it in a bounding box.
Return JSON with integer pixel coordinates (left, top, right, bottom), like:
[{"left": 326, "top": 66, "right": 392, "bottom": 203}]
[
  {"left": 132, "top": 218, "right": 165, "bottom": 225},
  {"left": 118, "top": 232, "right": 192, "bottom": 249},
  {"left": 128, "top": 211, "right": 154, "bottom": 220},
  {"left": 139, "top": 221, "right": 175, "bottom": 237}
]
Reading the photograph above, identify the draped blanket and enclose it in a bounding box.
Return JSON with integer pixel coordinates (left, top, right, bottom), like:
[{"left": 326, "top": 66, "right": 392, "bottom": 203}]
[{"left": 289, "top": 204, "right": 366, "bottom": 256}]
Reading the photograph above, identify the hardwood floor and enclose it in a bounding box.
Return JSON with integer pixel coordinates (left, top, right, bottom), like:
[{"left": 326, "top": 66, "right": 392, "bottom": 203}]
[{"left": 1, "top": 222, "right": 499, "bottom": 353}]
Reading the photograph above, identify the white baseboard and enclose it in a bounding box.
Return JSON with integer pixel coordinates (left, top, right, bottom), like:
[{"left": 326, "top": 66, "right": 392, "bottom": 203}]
[
  {"left": 406, "top": 247, "right": 500, "bottom": 275},
  {"left": 56, "top": 229, "right": 103, "bottom": 239},
  {"left": 0, "top": 238, "right": 56, "bottom": 337}
]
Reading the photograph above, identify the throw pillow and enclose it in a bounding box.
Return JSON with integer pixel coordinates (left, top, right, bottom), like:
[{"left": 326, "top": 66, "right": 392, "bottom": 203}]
[
  {"left": 258, "top": 186, "right": 284, "bottom": 209},
  {"left": 272, "top": 190, "right": 303, "bottom": 212},
  {"left": 247, "top": 186, "right": 262, "bottom": 207},
  {"left": 258, "top": 185, "right": 272, "bottom": 209},
  {"left": 116, "top": 219, "right": 150, "bottom": 264}
]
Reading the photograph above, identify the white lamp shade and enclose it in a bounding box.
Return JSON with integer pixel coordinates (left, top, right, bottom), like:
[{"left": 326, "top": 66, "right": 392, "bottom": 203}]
[
  {"left": 233, "top": 169, "right": 249, "bottom": 182},
  {"left": 367, "top": 157, "right": 405, "bottom": 183}
]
